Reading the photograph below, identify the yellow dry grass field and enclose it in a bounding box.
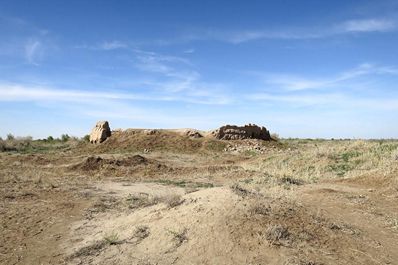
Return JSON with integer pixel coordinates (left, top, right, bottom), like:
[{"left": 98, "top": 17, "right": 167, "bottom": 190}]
[{"left": 1, "top": 131, "right": 398, "bottom": 265}]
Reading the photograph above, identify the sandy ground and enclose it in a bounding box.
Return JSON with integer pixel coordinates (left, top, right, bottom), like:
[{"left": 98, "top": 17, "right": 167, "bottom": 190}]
[{"left": 1, "top": 136, "right": 397, "bottom": 265}]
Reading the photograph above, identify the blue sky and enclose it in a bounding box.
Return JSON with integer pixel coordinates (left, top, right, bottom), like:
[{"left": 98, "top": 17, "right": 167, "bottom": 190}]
[{"left": 1, "top": 0, "right": 398, "bottom": 139}]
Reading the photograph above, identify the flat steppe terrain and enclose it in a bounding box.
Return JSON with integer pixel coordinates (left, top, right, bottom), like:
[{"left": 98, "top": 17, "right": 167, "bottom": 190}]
[{"left": 1, "top": 130, "right": 397, "bottom": 265}]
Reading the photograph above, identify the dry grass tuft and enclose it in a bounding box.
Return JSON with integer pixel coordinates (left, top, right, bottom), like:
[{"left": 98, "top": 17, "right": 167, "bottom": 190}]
[
  {"left": 230, "top": 183, "right": 254, "bottom": 197},
  {"left": 133, "top": 225, "right": 150, "bottom": 240},
  {"left": 167, "top": 228, "right": 188, "bottom": 248},
  {"left": 163, "top": 194, "right": 185, "bottom": 208},
  {"left": 126, "top": 193, "right": 160, "bottom": 209},
  {"left": 265, "top": 224, "right": 290, "bottom": 246},
  {"left": 69, "top": 241, "right": 107, "bottom": 259},
  {"left": 103, "top": 231, "right": 122, "bottom": 245}
]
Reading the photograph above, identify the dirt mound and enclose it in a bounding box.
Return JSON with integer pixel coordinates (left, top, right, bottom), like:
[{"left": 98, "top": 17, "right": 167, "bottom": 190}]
[
  {"left": 64, "top": 184, "right": 393, "bottom": 265},
  {"left": 83, "top": 129, "right": 227, "bottom": 154},
  {"left": 79, "top": 156, "right": 104, "bottom": 171},
  {"left": 211, "top": 124, "right": 271, "bottom": 140},
  {"left": 71, "top": 155, "right": 151, "bottom": 171}
]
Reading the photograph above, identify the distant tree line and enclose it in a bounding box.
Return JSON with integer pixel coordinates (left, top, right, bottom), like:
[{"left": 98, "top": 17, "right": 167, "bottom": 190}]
[{"left": 1, "top": 133, "right": 90, "bottom": 143}]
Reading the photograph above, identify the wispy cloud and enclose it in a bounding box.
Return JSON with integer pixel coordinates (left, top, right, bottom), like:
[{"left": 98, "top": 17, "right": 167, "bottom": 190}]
[
  {"left": 225, "top": 18, "right": 397, "bottom": 43},
  {"left": 72, "top": 17, "right": 398, "bottom": 47},
  {"left": 24, "top": 39, "right": 41, "bottom": 65},
  {"left": 340, "top": 18, "right": 396, "bottom": 32},
  {"left": 247, "top": 91, "right": 398, "bottom": 111},
  {"left": 246, "top": 63, "right": 398, "bottom": 111},
  {"left": 246, "top": 92, "right": 344, "bottom": 105},
  {"left": 131, "top": 49, "right": 232, "bottom": 103},
  {"left": 150, "top": 17, "right": 398, "bottom": 44},
  {"left": 0, "top": 81, "right": 231, "bottom": 105},
  {"left": 256, "top": 63, "right": 398, "bottom": 91},
  {"left": 74, "top": 40, "right": 129, "bottom": 51},
  {"left": 99, "top": 40, "right": 128, "bottom": 50},
  {"left": 0, "top": 82, "right": 231, "bottom": 135},
  {"left": 222, "top": 29, "right": 324, "bottom": 44},
  {"left": 183, "top": 48, "right": 195, "bottom": 54},
  {"left": 0, "top": 84, "right": 143, "bottom": 102},
  {"left": 0, "top": 16, "right": 53, "bottom": 65}
]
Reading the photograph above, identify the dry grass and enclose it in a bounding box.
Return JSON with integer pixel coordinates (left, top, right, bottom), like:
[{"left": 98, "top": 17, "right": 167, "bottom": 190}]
[
  {"left": 125, "top": 193, "right": 185, "bottom": 209},
  {"left": 1, "top": 137, "right": 398, "bottom": 265},
  {"left": 133, "top": 225, "right": 150, "bottom": 240},
  {"left": 265, "top": 224, "right": 290, "bottom": 246},
  {"left": 163, "top": 194, "right": 184, "bottom": 208},
  {"left": 69, "top": 241, "right": 107, "bottom": 259},
  {"left": 103, "top": 231, "right": 121, "bottom": 245},
  {"left": 242, "top": 139, "right": 398, "bottom": 183},
  {"left": 167, "top": 228, "right": 188, "bottom": 248},
  {"left": 126, "top": 193, "right": 161, "bottom": 209}
]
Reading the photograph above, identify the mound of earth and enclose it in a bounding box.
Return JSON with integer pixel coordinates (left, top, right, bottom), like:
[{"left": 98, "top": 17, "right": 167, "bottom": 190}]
[
  {"left": 63, "top": 181, "right": 398, "bottom": 265},
  {"left": 84, "top": 129, "right": 226, "bottom": 153},
  {"left": 71, "top": 155, "right": 154, "bottom": 171}
]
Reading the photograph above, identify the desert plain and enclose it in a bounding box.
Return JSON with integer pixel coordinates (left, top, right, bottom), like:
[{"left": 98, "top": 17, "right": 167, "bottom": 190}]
[{"left": 1, "top": 125, "right": 398, "bottom": 265}]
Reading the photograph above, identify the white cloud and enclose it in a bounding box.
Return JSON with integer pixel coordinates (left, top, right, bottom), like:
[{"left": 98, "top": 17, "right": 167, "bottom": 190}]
[
  {"left": 247, "top": 92, "right": 343, "bottom": 105},
  {"left": 74, "top": 40, "right": 128, "bottom": 51},
  {"left": 183, "top": 48, "right": 195, "bottom": 54},
  {"left": 224, "top": 30, "right": 323, "bottom": 44},
  {"left": 246, "top": 92, "right": 398, "bottom": 111},
  {"left": 152, "top": 17, "right": 397, "bottom": 44},
  {"left": 0, "top": 83, "right": 230, "bottom": 137},
  {"left": 341, "top": 19, "right": 396, "bottom": 32},
  {"left": 0, "top": 84, "right": 140, "bottom": 102},
  {"left": 132, "top": 49, "right": 232, "bottom": 103},
  {"left": 0, "top": 82, "right": 231, "bottom": 105},
  {"left": 99, "top": 40, "right": 128, "bottom": 50},
  {"left": 24, "top": 40, "right": 41, "bottom": 65},
  {"left": 257, "top": 63, "right": 398, "bottom": 91},
  {"left": 0, "top": 16, "right": 52, "bottom": 64},
  {"left": 224, "top": 18, "right": 397, "bottom": 43},
  {"left": 245, "top": 63, "right": 398, "bottom": 112}
]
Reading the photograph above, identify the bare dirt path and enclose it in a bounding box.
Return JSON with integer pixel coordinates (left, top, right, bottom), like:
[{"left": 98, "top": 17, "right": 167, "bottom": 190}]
[{"left": 297, "top": 180, "right": 398, "bottom": 264}]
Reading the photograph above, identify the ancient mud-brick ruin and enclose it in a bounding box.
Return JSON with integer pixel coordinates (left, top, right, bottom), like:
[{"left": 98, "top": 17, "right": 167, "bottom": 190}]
[
  {"left": 89, "top": 121, "right": 112, "bottom": 143},
  {"left": 212, "top": 124, "right": 271, "bottom": 140}
]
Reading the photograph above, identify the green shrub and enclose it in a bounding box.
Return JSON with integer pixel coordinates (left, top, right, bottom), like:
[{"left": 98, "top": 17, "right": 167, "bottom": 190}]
[
  {"left": 6, "top": 133, "right": 14, "bottom": 141},
  {"left": 61, "top": 134, "right": 70, "bottom": 142},
  {"left": 83, "top": 134, "right": 90, "bottom": 142}
]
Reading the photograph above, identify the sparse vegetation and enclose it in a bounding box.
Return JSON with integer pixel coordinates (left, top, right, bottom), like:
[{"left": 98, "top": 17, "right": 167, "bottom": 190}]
[
  {"left": 0, "top": 135, "right": 73, "bottom": 153},
  {"left": 230, "top": 183, "right": 254, "bottom": 197},
  {"left": 126, "top": 193, "right": 160, "bottom": 209},
  {"left": 61, "top": 134, "right": 70, "bottom": 142},
  {"left": 88, "top": 196, "right": 121, "bottom": 215},
  {"left": 164, "top": 194, "right": 184, "bottom": 208},
  {"left": 103, "top": 231, "right": 121, "bottom": 245},
  {"left": 6, "top": 133, "right": 15, "bottom": 141},
  {"left": 83, "top": 134, "right": 90, "bottom": 142},
  {"left": 154, "top": 179, "right": 214, "bottom": 189},
  {"left": 167, "top": 228, "right": 188, "bottom": 248},
  {"left": 69, "top": 241, "right": 107, "bottom": 259},
  {"left": 265, "top": 224, "right": 290, "bottom": 246},
  {"left": 2, "top": 136, "right": 398, "bottom": 264},
  {"left": 133, "top": 225, "right": 150, "bottom": 240}
]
